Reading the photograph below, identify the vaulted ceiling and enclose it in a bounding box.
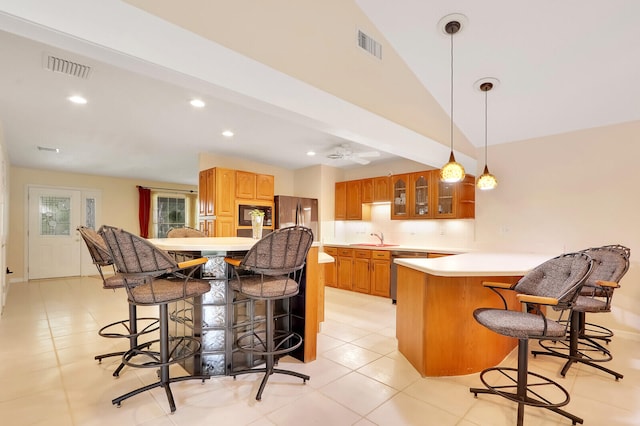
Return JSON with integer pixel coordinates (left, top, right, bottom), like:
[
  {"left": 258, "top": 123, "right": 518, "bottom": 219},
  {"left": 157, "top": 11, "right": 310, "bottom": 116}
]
[{"left": 1, "top": 1, "right": 638, "bottom": 185}]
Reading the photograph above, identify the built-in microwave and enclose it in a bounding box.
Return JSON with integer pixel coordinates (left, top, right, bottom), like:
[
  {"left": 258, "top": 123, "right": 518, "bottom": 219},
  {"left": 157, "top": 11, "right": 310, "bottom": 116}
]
[{"left": 238, "top": 204, "right": 273, "bottom": 227}]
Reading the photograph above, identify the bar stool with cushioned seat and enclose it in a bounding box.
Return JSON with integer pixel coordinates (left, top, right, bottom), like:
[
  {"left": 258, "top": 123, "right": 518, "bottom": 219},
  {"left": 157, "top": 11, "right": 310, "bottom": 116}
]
[
  {"left": 224, "top": 225, "right": 314, "bottom": 401},
  {"left": 99, "top": 225, "right": 212, "bottom": 412},
  {"left": 77, "top": 226, "right": 159, "bottom": 377},
  {"left": 166, "top": 226, "right": 206, "bottom": 238},
  {"left": 470, "top": 252, "right": 593, "bottom": 426},
  {"left": 532, "top": 244, "right": 630, "bottom": 380}
]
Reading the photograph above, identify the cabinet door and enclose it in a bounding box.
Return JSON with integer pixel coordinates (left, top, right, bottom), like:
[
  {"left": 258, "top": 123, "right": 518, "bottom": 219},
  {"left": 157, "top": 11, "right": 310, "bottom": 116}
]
[
  {"left": 215, "top": 215, "right": 234, "bottom": 237},
  {"left": 236, "top": 171, "right": 256, "bottom": 199},
  {"left": 199, "top": 218, "right": 215, "bottom": 236},
  {"left": 411, "top": 171, "right": 431, "bottom": 218},
  {"left": 215, "top": 168, "right": 235, "bottom": 217},
  {"left": 198, "top": 168, "right": 215, "bottom": 216},
  {"left": 432, "top": 170, "right": 476, "bottom": 219},
  {"left": 335, "top": 181, "right": 346, "bottom": 220},
  {"left": 353, "top": 250, "right": 371, "bottom": 293},
  {"left": 391, "top": 174, "right": 410, "bottom": 219},
  {"left": 323, "top": 247, "right": 338, "bottom": 288},
  {"left": 256, "top": 174, "right": 274, "bottom": 200},
  {"left": 336, "top": 248, "right": 353, "bottom": 290},
  {"left": 373, "top": 176, "right": 391, "bottom": 202},
  {"left": 371, "top": 258, "right": 391, "bottom": 297},
  {"left": 361, "top": 178, "right": 374, "bottom": 204},
  {"left": 346, "top": 180, "right": 362, "bottom": 220}
]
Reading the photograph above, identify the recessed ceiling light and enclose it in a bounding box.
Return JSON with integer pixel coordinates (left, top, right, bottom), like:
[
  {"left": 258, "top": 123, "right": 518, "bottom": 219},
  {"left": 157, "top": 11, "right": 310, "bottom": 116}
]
[
  {"left": 190, "top": 99, "right": 205, "bottom": 108},
  {"left": 68, "top": 95, "right": 87, "bottom": 104},
  {"left": 306, "top": 151, "right": 316, "bottom": 156},
  {"left": 222, "top": 130, "right": 234, "bottom": 137}
]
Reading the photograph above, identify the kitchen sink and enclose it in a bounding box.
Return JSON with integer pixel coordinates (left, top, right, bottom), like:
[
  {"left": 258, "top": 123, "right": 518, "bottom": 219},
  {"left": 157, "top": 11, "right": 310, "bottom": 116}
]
[{"left": 350, "top": 243, "right": 399, "bottom": 247}]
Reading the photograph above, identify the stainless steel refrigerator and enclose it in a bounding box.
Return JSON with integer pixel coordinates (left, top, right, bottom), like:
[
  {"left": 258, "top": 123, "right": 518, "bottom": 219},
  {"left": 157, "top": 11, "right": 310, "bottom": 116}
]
[{"left": 274, "top": 195, "right": 318, "bottom": 241}]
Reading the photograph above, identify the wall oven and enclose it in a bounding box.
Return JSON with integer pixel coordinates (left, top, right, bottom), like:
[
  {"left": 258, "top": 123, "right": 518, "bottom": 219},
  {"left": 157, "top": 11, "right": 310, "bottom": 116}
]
[{"left": 238, "top": 204, "right": 273, "bottom": 227}]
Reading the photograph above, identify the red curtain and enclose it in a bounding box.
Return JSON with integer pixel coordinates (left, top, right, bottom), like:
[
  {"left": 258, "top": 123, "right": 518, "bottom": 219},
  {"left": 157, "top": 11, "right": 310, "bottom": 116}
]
[{"left": 138, "top": 186, "right": 151, "bottom": 238}]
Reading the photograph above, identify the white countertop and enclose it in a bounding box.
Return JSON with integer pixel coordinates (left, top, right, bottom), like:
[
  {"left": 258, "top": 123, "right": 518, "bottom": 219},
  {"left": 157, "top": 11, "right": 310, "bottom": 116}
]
[
  {"left": 318, "top": 252, "right": 334, "bottom": 264},
  {"left": 394, "top": 252, "right": 556, "bottom": 277},
  {"left": 149, "top": 237, "right": 321, "bottom": 253},
  {"left": 148, "top": 237, "right": 258, "bottom": 251},
  {"left": 323, "top": 242, "right": 468, "bottom": 254}
]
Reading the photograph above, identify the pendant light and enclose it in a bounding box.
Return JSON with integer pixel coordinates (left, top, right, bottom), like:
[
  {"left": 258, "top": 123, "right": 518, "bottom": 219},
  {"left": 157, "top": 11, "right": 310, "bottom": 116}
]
[
  {"left": 476, "top": 81, "right": 498, "bottom": 190},
  {"left": 439, "top": 20, "right": 466, "bottom": 183}
]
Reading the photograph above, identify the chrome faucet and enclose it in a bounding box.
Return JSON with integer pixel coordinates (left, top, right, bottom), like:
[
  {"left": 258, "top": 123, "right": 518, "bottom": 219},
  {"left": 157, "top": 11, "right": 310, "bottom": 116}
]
[{"left": 371, "top": 232, "right": 384, "bottom": 245}]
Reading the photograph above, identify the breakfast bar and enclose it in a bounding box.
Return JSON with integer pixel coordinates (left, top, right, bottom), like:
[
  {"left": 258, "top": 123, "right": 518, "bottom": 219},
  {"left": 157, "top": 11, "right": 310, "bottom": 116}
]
[
  {"left": 148, "top": 237, "right": 321, "bottom": 376},
  {"left": 394, "top": 252, "right": 554, "bottom": 377}
]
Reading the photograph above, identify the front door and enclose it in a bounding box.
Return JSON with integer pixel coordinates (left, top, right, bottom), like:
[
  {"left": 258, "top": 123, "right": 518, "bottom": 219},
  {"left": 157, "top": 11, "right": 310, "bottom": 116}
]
[{"left": 28, "top": 187, "right": 82, "bottom": 279}]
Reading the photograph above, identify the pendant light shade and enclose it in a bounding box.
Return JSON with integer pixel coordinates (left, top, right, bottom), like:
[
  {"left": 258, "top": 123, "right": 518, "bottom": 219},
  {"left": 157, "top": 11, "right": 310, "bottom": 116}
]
[
  {"left": 476, "top": 81, "right": 498, "bottom": 190},
  {"left": 440, "top": 19, "right": 465, "bottom": 183}
]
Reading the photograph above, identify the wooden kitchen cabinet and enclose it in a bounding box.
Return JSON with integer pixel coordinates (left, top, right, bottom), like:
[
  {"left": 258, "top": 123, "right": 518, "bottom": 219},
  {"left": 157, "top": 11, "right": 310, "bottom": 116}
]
[
  {"left": 391, "top": 170, "right": 475, "bottom": 220},
  {"left": 198, "top": 218, "right": 215, "bottom": 237},
  {"left": 346, "top": 180, "right": 362, "bottom": 220},
  {"left": 373, "top": 176, "right": 391, "bottom": 202},
  {"left": 391, "top": 174, "right": 410, "bottom": 219},
  {"left": 361, "top": 178, "right": 374, "bottom": 204},
  {"left": 236, "top": 171, "right": 275, "bottom": 201},
  {"left": 215, "top": 215, "right": 234, "bottom": 237},
  {"left": 370, "top": 250, "right": 391, "bottom": 297},
  {"left": 323, "top": 247, "right": 338, "bottom": 288},
  {"left": 236, "top": 170, "right": 256, "bottom": 199},
  {"left": 215, "top": 168, "right": 235, "bottom": 218},
  {"left": 199, "top": 167, "right": 275, "bottom": 237},
  {"left": 353, "top": 250, "right": 371, "bottom": 293},
  {"left": 198, "top": 168, "right": 215, "bottom": 216},
  {"left": 256, "top": 174, "right": 274, "bottom": 200},
  {"left": 336, "top": 248, "right": 354, "bottom": 291},
  {"left": 335, "top": 181, "right": 346, "bottom": 220}
]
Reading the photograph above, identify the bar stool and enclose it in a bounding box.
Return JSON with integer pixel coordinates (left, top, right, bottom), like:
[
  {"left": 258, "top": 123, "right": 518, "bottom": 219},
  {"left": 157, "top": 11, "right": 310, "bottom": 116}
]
[
  {"left": 470, "top": 252, "right": 593, "bottom": 426},
  {"left": 99, "top": 225, "right": 212, "bottom": 412},
  {"left": 77, "top": 226, "right": 159, "bottom": 377},
  {"left": 532, "top": 245, "right": 630, "bottom": 380},
  {"left": 224, "top": 226, "right": 313, "bottom": 401}
]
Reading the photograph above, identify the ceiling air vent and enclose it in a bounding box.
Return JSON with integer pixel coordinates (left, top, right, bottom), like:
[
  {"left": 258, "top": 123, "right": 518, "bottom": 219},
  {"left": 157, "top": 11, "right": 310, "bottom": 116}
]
[
  {"left": 43, "top": 54, "right": 92, "bottom": 79},
  {"left": 357, "top": 30, "right": 382, "bottom": 59}
]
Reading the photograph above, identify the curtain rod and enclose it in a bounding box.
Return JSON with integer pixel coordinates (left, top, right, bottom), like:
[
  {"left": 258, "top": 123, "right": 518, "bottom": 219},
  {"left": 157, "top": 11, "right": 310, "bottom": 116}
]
[{"left": 137, "top": 185, "right": 196, "bottom": 194}]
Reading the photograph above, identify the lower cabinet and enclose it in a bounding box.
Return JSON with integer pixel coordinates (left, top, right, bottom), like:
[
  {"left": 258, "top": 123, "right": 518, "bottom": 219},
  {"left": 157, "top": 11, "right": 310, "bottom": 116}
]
[
  {"left": 353, "top": 250, "right": 371, "bottom": 293},
  {"left": 324, "top": 247, "right": 392, "bottom": 298},
  {"left": 336, "top": 248, "right": 354, "bottom": 291},
  {"left": 323, "top": 247, "right": 338, "bottom": 288},
  {"left": 370, "top": 251, "right": 391, "bottom": 297}
]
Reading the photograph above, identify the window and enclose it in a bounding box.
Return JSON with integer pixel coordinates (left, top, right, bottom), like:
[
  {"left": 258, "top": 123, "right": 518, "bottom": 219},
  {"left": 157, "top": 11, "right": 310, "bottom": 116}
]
[{"left": 153, "top": 194, "right": 187, "bottom": 237}]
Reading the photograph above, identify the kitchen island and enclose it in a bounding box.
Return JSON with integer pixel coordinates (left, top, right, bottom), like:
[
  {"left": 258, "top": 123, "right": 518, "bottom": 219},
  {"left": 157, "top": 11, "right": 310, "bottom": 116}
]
[
  {"left": 148, "top": 237, "right": 320, "bottom": 376},
  {"left": 394, "top": 252, "right": 554, "bottom": 377}
]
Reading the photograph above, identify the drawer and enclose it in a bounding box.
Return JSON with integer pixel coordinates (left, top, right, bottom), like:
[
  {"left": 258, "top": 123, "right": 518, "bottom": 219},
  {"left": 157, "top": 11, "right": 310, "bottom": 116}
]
[
  {"left": 371, "top": 250, "right": 391, "bottom": 260},
  {"left": 337, "top": 248, "right": 354, "bottom": 257},
  {"left": 354, "top": 249, "right": 371, "bottom": 259},
  {"left": 324, "top": 247, "right": 338, "bottom": 256}
]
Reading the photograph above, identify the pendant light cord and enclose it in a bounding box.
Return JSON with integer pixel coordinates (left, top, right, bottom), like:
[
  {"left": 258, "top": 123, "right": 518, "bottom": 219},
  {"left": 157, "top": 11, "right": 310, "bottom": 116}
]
[
  {"left": 484, "top": 87, "right": 488, "bottom": 165},
  {"left": 450, "top": 30, "right": 454, "bottom": 152}
]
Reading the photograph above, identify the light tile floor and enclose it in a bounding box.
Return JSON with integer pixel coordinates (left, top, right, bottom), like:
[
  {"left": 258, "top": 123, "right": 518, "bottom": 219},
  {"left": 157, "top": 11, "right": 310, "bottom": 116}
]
[{"left": 1, "top": 277, "right": 639, "bottom": 425}]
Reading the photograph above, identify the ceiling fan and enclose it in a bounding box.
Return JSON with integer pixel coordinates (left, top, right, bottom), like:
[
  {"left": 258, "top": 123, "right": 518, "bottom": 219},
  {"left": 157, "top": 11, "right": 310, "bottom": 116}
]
[{"left": 326, "top": 144, "right": 380, "bottom": 165}]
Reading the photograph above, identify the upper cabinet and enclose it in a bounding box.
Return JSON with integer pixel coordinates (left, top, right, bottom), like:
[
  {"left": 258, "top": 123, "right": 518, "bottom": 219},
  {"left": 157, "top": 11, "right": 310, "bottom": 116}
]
[
  {"left": 236, "top": 171, "right": 275, "bottom": 201},
  {"left": 339, "top": 171, "right": 474, "bottom": 221},
  {"left": 363, "top": 177, "right": 391, "bottom": 203},
  {"left": 255, "top": 174, "right": 275, "bottom": 200},
  {"left": 199, "top": 167, "right": 275, "bottom": 236}
]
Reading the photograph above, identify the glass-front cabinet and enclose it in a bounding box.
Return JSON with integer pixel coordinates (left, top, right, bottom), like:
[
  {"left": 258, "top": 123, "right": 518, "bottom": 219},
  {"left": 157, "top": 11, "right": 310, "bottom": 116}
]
[
  {"left": 412, "top": 171, "right": 430, "bottom": 218},
  {"left": 391, "top": 174, "right": 409, "bottom": 219}
]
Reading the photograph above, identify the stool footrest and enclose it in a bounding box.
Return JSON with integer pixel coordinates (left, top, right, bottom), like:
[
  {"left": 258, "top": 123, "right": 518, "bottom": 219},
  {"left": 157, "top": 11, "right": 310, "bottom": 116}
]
[
  {"left": 98, "top": 317, "right": 159, "bottom": 339},
  {"left": 236, "top": 329, "right": 303, "bottom": 357},
  {"left": 121, "top": 336, "right": 201, "bottom": 369}
]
